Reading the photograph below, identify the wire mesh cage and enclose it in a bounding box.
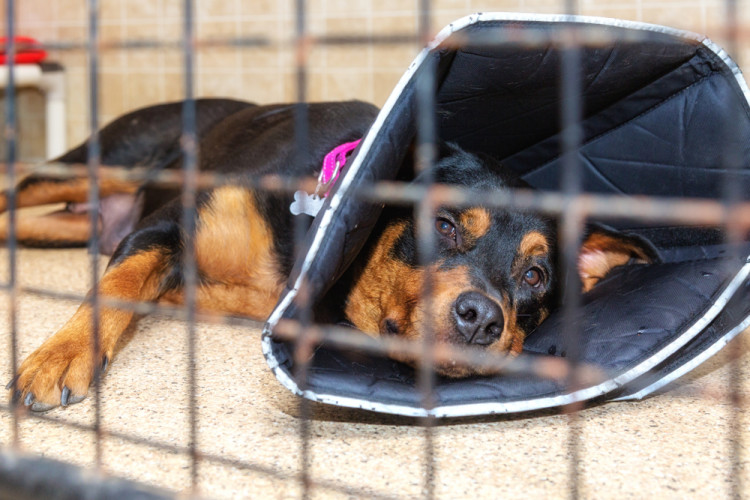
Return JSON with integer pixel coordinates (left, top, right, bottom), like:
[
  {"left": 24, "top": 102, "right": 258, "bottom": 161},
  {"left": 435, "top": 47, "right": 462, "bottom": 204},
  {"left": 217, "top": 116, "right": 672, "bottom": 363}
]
[{"left": 1, "top": 1, "right": 749, "bottom": 499}]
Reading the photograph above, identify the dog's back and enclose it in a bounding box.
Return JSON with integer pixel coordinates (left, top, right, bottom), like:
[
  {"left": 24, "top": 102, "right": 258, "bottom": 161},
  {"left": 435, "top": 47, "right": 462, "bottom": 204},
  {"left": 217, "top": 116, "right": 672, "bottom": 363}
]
[{"left": 1, "top": 99, "right": 379, "bottom": 256}]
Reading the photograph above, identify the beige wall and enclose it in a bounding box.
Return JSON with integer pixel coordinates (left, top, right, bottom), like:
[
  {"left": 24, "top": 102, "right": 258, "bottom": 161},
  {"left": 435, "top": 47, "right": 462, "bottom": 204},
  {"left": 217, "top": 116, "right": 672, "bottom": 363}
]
[{"left": 3, "top": 0, "right": 750, "bottom": 160}]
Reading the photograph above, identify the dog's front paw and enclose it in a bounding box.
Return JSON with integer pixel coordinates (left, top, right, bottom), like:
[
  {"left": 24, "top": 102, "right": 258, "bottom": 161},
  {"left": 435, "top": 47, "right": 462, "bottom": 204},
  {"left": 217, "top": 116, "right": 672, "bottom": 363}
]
[{"left": 7, "top": 337, "right": 108, "bottom": 412}]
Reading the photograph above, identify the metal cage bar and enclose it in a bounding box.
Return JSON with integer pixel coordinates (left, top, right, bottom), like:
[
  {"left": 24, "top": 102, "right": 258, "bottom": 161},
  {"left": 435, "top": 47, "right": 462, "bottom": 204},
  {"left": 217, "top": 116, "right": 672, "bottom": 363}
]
[
  {"left": 85, "top": 0, "right": 104, "bottom": 469},
  {"left": 180, "top": 0, "right": 200, "bottom": 491},
  {"left": 722, "top": 0, "right": 745, "bottom": 497},
  {"left": 3, "top": 0, "right": 19, "bottom": 450},
  {"left": 292, "top": 3, "right": 314, "bottom": 498},
  {"left": 558, "top": 15, "right": 585, "bottom": 500}
]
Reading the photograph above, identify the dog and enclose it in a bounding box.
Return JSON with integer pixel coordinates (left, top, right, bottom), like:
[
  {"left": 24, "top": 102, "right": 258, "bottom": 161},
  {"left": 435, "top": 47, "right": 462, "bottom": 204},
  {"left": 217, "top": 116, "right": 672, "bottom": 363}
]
[{"left": 1, "top": 99, "right": 659, "bottom": 411}]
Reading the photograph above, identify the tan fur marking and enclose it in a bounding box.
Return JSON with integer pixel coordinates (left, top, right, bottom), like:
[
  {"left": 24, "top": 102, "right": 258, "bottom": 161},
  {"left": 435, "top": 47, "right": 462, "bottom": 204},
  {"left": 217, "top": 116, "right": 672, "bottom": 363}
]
[
  {"left": 519, "top": 231, "right": 549, "bottom": 258},
  {"left": 1, "top": 178, "right": 140, "bottom": 213},
  {"left": 191, "top": 186, "right": 284, "bottom": 318},
  {"left": 345, "top": 222, "right": 419, "bottom": 337},
  {"left": 459, "top": 207, "right": 491, "bottom": 242},
  {"left": 13, "top": 249, "right": 168, "bottom": 407},
  {"left": 375, "top": 265, "right": 479, "bottom": 374},
  {"left": 578, "top": 250, "right": 632, "bottom": 293},
  {"left": 578, "top": 233, "right": 651, "bottom": 293},
  {"left": 160, "top": 282, "right": 281, "bottom": 320},
  {"left": 0, "top": 210, "right": 93, "bottom": 244},
  {"left": 408, "top": 265, "right": 474, "bottom": 344},
  {"left": 494, "top": 296, "right": 523, "bottom": 354}
]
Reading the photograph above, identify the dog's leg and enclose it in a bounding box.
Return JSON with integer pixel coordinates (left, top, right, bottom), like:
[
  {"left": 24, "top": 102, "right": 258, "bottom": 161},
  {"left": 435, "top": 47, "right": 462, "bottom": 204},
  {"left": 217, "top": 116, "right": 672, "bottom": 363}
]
[
  {"left": 9, "top": 185, "right": 287, "bottom": 411},
  {"left": 0, "top": 175, "right": 143, "bottom": 253},
  {"left": 8, "top": 222, "right": 180, "bottom": 411},
  {"left": 0, "top": 175, "right": 139, "bottom": 214},
  {"left": 0, "top": 209, "right": 93, "bottom": 247}
]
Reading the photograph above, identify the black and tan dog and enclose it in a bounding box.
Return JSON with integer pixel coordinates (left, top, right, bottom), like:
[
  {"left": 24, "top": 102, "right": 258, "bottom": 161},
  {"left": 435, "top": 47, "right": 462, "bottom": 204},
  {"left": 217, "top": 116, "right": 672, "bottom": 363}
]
[{"left": 1, "top": 99, "right": 658, "bottom": 411}]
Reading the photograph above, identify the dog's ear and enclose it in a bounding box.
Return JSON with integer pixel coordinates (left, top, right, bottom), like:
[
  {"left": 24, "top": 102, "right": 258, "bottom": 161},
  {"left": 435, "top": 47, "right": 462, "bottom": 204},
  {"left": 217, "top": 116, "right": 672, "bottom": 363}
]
[{"left": 578, "top": 224, "right": 660, "bottom": 292}]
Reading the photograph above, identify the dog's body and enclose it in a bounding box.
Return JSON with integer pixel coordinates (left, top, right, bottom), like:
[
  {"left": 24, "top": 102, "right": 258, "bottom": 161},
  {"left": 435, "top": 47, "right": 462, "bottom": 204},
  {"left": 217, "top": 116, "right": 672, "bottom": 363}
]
[{"left": 2, "top": 99, "right": 658, "bottom": 411}]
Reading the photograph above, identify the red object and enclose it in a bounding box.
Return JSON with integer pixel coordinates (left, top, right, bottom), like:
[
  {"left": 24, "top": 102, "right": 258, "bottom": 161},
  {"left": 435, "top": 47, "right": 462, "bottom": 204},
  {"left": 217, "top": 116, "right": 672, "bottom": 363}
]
[{"left": 0, "top": 36, "right": 47, "bottom": 64}]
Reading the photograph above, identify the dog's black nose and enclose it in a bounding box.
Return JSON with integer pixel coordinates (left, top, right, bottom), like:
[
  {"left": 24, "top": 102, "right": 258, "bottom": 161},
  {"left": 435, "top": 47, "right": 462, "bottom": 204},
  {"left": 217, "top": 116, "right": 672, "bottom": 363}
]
[{"left": 453, "top": 291, "right": 504, "bottom": 345}]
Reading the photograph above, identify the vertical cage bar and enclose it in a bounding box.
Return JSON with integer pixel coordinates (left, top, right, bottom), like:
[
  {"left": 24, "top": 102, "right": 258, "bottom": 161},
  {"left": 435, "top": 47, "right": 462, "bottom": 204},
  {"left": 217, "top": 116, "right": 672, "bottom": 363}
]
[
  {"left": 414, "top": 63, "right": 438, "bottom": 499},
  {"left": 416, "top": 1, "right": 437, "bottom": 498},
  {"left": 722, "top": 0, "right": 744, "bottom": 497},
  {"left": 292, "top": 1, "right": 313, "bottom": 498},
  {"left": 181, "top": 0, "right": 199, "bottom": 492},
  {"left": 85, "top": 0, "right": 103, "bottom": 469},
  {"left": 558, "top": 3, "right": 584, "bottom": 498},
  {"left": 4, "top": 0, "right": 19, "bottom": 448}
]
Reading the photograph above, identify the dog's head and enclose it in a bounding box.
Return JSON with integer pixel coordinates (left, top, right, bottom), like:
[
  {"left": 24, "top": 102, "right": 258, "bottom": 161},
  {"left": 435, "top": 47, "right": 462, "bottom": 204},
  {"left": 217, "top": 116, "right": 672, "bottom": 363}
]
[{"left": 344, "top": 144, "right": 658, "bottom": 377}]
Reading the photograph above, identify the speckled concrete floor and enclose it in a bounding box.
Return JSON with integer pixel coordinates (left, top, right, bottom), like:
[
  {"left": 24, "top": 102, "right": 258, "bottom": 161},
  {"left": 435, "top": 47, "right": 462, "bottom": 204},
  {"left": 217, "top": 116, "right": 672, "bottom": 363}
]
[{"left": 1, "top": 244, "right": 748, "bottom": 499}]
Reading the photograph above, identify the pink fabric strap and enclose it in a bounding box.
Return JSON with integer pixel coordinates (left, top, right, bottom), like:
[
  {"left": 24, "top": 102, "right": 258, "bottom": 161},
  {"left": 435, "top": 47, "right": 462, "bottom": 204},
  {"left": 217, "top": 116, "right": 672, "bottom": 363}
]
[{"left": 317, "top": 139, "right": 361, "bottom": 196}]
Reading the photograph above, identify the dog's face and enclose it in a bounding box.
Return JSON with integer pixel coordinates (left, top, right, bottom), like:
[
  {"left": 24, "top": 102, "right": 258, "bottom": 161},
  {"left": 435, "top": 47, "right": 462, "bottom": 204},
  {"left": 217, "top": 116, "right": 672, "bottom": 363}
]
[{"left": 345, "top": 145, "right": 657, "bottom": 377}]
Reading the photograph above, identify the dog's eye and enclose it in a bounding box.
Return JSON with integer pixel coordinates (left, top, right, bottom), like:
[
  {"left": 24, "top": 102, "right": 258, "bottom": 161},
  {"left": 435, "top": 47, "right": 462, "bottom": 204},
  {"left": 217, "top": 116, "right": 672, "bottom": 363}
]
[
  {"left": 435, "top": 218, "right": 457, "bottom": 241},
  {"left": 524, "top": 267, "right": 543, "bottom": 287}
]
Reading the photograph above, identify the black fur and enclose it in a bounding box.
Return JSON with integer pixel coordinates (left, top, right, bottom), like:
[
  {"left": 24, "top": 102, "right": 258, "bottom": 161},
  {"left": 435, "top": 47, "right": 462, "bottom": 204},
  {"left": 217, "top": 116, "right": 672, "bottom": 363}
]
[{"left": 114, "top": 100, "right": 379, "bottom": 277}]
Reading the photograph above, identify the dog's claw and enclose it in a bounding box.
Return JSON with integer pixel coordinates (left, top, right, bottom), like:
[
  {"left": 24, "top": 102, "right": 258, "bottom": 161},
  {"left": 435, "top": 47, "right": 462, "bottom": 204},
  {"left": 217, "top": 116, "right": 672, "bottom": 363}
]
[
  {"left": 5, "top": 375, "right": 19, "bottom": 391},
  {"left": 58, "top": 387, "right": 84, "bottom": 408},
  {"left": 11, "top": 390, "right": 22, "bottom": 406},
  {"left": 23, "top": 392, "right": 34, "bottom": 407},
  {"left": 61, "top": 386, "right": 70, "bottom": 407},
  {"left": 101, "top": 356, "right": 109, "bottom": 372}
]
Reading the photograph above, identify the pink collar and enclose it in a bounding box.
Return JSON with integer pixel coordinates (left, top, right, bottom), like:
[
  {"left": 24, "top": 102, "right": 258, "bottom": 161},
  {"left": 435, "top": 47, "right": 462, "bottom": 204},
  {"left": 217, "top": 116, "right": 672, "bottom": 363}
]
[
  {"left": 289, "top": 139, "right": 362, "bottom": 217},
  {"left": 315, "top": 139, "right": 361, "bottom": 197}
]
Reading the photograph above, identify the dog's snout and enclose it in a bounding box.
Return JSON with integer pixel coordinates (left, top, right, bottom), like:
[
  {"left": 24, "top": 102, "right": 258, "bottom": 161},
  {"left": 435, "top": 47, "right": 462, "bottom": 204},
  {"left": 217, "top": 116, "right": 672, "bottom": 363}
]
[{"left": 453, "top": 291, "right": 504, "bottom": 345}]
